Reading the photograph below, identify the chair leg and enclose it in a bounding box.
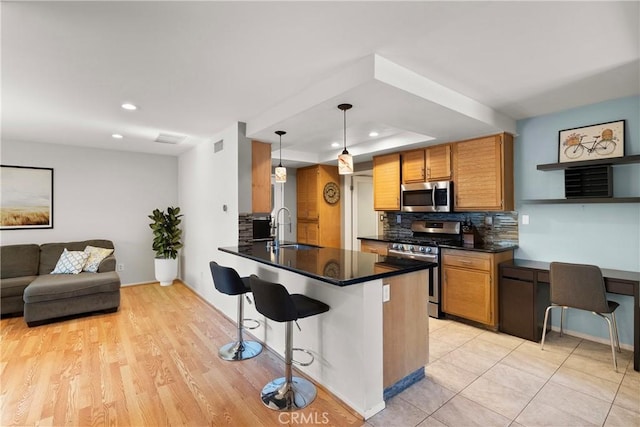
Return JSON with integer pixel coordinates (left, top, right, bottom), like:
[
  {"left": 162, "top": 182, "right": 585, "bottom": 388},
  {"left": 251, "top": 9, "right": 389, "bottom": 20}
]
[
  {"left": 540, "top": 305, "right": 553, "bottom": 350},
  {"left": 611, "top": 312, "right": 621, "bottom": 353},
  {"left": 260, "top": 320, "right": 317, "bottom": 411},
  {"left": 594, "top": 312, "right": 618, "bottom": 372},
  {"left": 218, "top": 295, "right": 262, "bottom": 361},
  {"left": 560, "top": 306, "right": 566, "bottom": 337}
]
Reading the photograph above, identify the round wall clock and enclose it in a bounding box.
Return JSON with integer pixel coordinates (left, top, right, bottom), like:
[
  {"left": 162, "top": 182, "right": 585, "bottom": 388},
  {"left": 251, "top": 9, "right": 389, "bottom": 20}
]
[{"left": 323, "top": 182, "right": 340, "bottom": 204}]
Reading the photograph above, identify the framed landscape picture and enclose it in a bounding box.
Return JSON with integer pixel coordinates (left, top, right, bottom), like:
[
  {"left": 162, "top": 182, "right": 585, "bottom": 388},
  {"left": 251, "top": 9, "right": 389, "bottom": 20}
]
[
  {"left": 0, "top": 165, "right": 54, "bottom": 230},
  {"left": 558, "top": 120, "right": 625, "bottom": 163}
]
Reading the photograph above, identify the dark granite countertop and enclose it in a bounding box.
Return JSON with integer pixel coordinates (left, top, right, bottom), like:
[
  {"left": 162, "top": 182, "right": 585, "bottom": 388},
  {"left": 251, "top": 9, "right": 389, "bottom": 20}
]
[
  {"left": 357, "top": 235, "right": 518, "bottom": 253},
  {"left": 219, "top": 243, "right": 436, "bottom": 286}
]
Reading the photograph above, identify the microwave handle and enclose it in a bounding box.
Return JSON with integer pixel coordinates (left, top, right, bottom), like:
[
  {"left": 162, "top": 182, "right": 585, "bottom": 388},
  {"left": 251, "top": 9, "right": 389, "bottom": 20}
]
[{"left": 431, "top": 183, "right": 437, "bottom": 208}]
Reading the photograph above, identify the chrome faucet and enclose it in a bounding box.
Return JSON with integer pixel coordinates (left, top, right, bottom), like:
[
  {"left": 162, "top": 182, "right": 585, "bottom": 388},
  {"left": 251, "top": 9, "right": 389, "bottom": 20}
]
[{"left": 272, "top": 206, "right": 292, "bottom": 249}]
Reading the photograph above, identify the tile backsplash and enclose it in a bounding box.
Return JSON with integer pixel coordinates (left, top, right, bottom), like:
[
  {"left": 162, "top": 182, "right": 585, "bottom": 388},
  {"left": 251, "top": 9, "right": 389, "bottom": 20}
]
[{"left": 382, "top": 211, "right": 519, "bottom": 246}]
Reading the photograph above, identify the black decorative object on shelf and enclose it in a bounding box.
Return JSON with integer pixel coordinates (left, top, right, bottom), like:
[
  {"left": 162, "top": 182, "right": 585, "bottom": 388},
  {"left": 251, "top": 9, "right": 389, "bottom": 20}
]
[{"left": 564, "top": 165, "right": 613, "bottom": 198}]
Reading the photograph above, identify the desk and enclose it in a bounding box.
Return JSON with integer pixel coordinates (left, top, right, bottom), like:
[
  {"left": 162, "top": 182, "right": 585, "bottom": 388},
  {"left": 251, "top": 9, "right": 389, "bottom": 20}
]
[{"left": 500, "top": 259, "right": 639, "bottom": 372}]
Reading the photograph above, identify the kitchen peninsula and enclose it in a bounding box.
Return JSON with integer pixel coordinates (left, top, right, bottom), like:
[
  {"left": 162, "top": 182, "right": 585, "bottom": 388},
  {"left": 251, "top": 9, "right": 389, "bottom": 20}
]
[{"left": 218, "top": 243, "right": 436, "bottom": 419}]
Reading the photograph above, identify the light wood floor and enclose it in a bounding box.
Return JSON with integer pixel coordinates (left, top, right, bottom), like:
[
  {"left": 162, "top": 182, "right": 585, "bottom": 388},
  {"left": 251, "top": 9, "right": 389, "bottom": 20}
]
[{"left": 1, "top": 282, "right": 364, "bottom": 426}]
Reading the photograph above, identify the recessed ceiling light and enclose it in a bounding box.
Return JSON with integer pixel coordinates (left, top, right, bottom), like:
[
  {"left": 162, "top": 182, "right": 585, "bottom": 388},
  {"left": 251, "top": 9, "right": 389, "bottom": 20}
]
[
  {"left": 121, "top": 103, "right": 137, "bottom": 111},
  {"left": 369, "top": 131, "right": 379, "bottom": 137},
  {"left": 331, "top": 142, "right": 341, "bottom": 148},
  {"left": 112, "top": 134, "right": 123, "bottom": 139}
]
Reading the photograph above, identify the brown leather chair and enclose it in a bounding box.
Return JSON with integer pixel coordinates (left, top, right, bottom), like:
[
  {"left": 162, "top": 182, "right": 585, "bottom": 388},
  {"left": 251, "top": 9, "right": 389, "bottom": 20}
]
[{"left": 541, "top": 261, "right": 621, "bottom": 371}]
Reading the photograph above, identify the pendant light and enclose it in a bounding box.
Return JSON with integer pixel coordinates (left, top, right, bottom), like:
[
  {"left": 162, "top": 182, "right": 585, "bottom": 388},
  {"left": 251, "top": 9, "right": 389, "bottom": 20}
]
[
  {"left": 274, "top": 130, "right": 287, "bottom": 183},
  {"left": 337, "top": 103, "right": 354, "bottom": 175}
]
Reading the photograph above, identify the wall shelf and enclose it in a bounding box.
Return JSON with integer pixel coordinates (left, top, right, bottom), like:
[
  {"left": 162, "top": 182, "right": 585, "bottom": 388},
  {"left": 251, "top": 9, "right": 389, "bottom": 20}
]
[
  {"left": 521, "top": 197, "right": 640, "bottom": 204},
  {"left": 536, "top": 154, "right": 640, "bottom": 171}
]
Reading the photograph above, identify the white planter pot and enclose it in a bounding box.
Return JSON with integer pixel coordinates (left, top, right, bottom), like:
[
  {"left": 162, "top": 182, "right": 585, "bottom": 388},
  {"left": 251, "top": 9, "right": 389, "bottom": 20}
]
[{"left": 154, "top": 257, "right": 178, "bottom": 286}]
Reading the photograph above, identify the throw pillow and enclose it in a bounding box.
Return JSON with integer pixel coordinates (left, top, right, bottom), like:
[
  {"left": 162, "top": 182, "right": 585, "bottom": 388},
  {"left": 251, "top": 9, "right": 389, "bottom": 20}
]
[
  {"left": 50, "top": 248, "right": 89, "bottom": 274},
  {"left": 83, "top": 246, "right": 114, "bottom": 272}
]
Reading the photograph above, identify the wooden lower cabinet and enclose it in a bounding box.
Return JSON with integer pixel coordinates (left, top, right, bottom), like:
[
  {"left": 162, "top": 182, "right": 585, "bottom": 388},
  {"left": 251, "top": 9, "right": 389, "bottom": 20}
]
[
  {"left": 383, "top": 270, "right": 428, "bottom": 388},
  {"left": 359, "top": 239, "right": 388, "bottom": 255},
  {"left": 297, "top": 221, "right": 319, "bottom": 246},
  {"left": 442, "top": 248, "right": 513, "bottom": 327}
]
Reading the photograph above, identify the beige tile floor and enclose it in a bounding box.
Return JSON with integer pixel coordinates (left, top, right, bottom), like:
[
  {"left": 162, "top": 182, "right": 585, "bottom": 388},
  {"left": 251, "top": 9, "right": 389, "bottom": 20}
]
[{"left": 367, "top": 318, "right": 640, "bottom": 427}]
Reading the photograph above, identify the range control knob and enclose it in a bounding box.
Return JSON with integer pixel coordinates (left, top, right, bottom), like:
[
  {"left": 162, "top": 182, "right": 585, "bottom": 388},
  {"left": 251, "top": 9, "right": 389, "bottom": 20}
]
[
  {"left": 419, "top": 247, "right": 427, "bottom": 253},
  {"left": 425, "top": 247, "right": 433, "bottom": 253},
  {"left": 393, "top": 243, "right": 401, "bottom": 250},
  {"left": 408, "top": 245, "right": 414, "bottom": 251}
]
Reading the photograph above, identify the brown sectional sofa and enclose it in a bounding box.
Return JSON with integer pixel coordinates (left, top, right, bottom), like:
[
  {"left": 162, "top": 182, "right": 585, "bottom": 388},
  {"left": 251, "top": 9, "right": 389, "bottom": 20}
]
[{"left": 0, "top": 239, "right": 121, "bottom": 326}]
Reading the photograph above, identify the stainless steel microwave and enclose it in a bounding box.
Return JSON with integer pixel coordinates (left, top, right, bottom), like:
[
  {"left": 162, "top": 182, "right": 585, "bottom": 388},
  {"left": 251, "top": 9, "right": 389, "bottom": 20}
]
[{"left": 401, "top": 181, "right": 453, "bottom": 212}]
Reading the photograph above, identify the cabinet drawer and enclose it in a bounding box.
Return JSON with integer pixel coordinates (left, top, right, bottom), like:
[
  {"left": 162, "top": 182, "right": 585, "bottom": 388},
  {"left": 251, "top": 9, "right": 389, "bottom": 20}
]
[
  {"left": 501, "top": 267, "right": 534, "bottom": 282},
  {"left": 443, "top": 251, "right": 491, "bottom": 271},
  {"left": 537, "top": 271, "right": 550, "bottom": 284}
]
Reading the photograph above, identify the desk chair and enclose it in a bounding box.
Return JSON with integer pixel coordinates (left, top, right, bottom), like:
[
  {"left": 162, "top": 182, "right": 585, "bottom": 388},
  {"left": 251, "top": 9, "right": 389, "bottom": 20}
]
[{"left": 541, "top": 261, "right": 621, "bottom": 371}]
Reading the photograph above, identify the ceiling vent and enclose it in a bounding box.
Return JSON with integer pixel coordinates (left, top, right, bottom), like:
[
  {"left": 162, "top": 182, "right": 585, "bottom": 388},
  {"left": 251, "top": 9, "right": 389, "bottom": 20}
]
[{"left": 154, "top": 133, "right": 186, "bottom": 144}]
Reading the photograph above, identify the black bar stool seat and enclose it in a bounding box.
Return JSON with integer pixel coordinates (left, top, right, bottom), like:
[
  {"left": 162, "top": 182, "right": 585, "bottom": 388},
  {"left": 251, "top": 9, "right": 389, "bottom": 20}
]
[
  {"left": 249, "top": 275, "right": 329, "bottom": 411},
  {"left": 209, "top": 262, "right": 262, "bottom": 361}
]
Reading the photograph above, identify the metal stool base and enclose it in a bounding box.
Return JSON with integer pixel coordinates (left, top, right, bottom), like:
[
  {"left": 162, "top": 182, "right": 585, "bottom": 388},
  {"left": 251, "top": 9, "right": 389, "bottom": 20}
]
[
  {"left": 260, "top": 376, "right": 317, "bottom": 411},
  {"left": 218, "top": 340, "right": 262, "bottom": 361}
]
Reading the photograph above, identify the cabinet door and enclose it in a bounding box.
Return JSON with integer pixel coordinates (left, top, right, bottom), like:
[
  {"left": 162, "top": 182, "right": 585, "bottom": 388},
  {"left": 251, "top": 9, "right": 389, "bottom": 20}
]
[
  {"left": 499, "top": 277, "right": 535, "bottom": 341},
  {"left": 252, "top": 140, "right": 272, "bottom": 213},
  {"left": 426, "top": 144, "right": 451, "bottom": 181},
  {"left": 297, "top": 221, "right": 319, "bottom": 245},
  {"left": 296, "top": 167, "right": 319, "bottom": 219},
  {"left": 453, "top": 135, "right": 503, "bottom": 211},
  {"left": 443, "top": 266, "right": 492, "bottom": 324},
  {"left": 373, "top": 153, "right": 401, "bottom": 211},
  {"left": 402, "top": 149, "right": 426, "bottom": 183}
]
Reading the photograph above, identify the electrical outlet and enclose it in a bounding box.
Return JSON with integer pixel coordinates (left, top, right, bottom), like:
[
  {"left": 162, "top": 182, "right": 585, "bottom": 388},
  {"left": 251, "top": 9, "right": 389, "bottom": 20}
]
[
  {"left": 522, "top": 214, "right": 530, "bottom": 225},
  {"left": 396, "top": 214, "right": 402, "bottom": 224},
  {"left": 383, "top": 284, "right": 390, "bottom": 302},
  {"left": 117, "top": 263, "right": 124, "bottom": 272}
]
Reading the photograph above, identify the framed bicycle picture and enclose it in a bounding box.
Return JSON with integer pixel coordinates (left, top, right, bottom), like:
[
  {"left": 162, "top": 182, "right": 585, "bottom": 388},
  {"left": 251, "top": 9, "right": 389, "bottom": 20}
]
[
  {"left": 558, "top": 120, "right": 625, "bottom": 163},
  {"left": 0, "top": 165, "right": 54, "bottom": 230}
]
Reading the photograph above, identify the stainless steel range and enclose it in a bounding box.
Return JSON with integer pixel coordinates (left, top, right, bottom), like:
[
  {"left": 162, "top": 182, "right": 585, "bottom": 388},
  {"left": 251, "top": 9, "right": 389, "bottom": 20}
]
[{"left": 387, "top": 220, "right": 462, "bottom": 318}]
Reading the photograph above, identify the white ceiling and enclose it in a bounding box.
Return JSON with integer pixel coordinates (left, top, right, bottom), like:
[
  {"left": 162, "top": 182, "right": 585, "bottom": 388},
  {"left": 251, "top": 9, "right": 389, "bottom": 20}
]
[{"left": 2, "top": 2, "right": 639, "bottom": 168}]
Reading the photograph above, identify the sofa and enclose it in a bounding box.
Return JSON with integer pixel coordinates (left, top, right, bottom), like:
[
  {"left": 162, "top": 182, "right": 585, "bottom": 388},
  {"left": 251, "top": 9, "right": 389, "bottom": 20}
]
[{"left": 1, "top": 239, "right": 121, "bottom": 326}]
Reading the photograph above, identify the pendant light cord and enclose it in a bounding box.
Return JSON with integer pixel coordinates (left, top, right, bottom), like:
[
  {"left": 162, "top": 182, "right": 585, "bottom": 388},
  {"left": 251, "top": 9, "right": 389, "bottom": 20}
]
[{"left": 343, "top": 109, "right": 347, "bottom": 152}]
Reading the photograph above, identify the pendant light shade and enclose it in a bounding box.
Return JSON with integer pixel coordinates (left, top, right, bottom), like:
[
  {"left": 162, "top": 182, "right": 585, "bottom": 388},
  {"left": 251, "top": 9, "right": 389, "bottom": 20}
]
[
  {"left": 337, "top": 104, "right": 354, "bottom": 175},
  {"left": 274, "top": 130, "right": 287, "bottom": 183}
]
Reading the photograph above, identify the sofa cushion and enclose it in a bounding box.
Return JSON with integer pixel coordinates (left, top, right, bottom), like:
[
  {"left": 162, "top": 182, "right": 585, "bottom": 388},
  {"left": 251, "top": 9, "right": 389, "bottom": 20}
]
[
  {"left": 50, "top": 249, "right": 89, "bottom": 275},
  {"left": 1, "top": 244, "right": 40, "bottom": 279},
  {"left": 24, "top": 271, "right": 121, "bottom": 303},
  {"left": 0, "top": 276, "right": 38, "bottom": 297},
  {"left": 39, "top": 240, "right": 114, "bottom": 275},
  {"left": 83, "top": 246, "right": 114, "bottom": 272}
]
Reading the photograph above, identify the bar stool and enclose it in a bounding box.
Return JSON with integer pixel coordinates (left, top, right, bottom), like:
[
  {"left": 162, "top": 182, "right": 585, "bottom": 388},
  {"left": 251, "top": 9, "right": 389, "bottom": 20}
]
[
  {"left": 249, "top": 275, "right": 330, "bottom": 411},
  {"left": 209, "top": 262, "right": 262, "bottom": 361}
]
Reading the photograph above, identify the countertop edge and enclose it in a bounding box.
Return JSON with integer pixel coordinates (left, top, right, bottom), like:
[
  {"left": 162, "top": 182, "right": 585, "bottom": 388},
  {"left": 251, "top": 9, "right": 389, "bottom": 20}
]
[{"left": 219, "top": 246, "right": 436, "bottom": 286}]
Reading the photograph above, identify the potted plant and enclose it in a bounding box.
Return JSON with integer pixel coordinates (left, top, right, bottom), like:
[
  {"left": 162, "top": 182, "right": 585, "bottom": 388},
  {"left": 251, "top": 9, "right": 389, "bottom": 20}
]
[{"left": 148, "top": 206, "right": 183, "bottom": 286}]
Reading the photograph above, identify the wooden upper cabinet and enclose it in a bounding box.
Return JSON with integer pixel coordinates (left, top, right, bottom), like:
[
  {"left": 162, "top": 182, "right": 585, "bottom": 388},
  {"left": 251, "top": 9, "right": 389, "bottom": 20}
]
[
  {"left": 373, "top": 153, "right": 401, "bottom": 211},
  {"left": 402, "top": 149, "right": 426, "bottom": 184},
  {"left": 252, "top": 140, "right": 272, "bottom": 214},
  {"left": 452, "top": 133, "right": 514, "bottom": 211},
  {"left": 426, "top": 144, "right": 452, "bottom": 181}
]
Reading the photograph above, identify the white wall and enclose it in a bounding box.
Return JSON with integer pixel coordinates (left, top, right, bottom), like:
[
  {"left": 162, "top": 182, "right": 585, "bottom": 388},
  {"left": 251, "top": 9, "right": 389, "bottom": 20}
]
[
  {"left": 178, "top": 122, "right": 242, "bottom": 307},
  {"left": 0, "top": 140, "right": 178, "bottom": 284}
]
